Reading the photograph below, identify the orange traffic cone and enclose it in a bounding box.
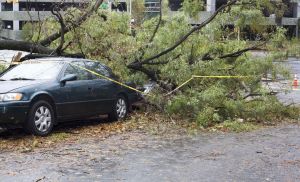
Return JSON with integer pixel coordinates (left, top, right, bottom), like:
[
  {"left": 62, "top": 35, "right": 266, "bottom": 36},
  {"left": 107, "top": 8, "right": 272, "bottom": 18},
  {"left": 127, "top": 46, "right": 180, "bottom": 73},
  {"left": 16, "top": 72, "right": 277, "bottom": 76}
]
[{"left": 293, "top": 74, "right": 298, "bottom": 88}]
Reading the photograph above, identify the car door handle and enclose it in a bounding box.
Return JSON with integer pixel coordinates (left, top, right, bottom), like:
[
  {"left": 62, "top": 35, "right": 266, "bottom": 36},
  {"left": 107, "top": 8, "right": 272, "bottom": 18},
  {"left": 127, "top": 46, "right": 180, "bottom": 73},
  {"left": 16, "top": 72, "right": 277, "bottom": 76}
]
[{"left": 88, "top": 86, "right": 94, "bottom": 91}]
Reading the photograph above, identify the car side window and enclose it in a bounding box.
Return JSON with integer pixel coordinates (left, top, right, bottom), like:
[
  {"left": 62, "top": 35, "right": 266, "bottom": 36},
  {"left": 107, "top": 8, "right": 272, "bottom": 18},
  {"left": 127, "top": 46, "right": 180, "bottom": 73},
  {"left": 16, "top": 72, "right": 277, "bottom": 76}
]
[
  {"left": 84, "top": 61, "right": 111, "bottom": 80},
  {"left": 64, "top": 62, "right": 91, "bottom": 80}
]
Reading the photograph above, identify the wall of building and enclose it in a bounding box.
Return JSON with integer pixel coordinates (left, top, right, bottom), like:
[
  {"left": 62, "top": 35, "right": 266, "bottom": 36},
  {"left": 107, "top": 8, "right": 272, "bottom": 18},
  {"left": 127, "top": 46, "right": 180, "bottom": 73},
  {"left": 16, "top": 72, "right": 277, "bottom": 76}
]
[
  {"left": 169, "top": 0, "right": 300, "bottom": 37},
  {"left": 1, "top": 0, "right": 300, "bottom": 40},
  {"left": 0, "top": 0, "right": 86, "bottom": 40}
]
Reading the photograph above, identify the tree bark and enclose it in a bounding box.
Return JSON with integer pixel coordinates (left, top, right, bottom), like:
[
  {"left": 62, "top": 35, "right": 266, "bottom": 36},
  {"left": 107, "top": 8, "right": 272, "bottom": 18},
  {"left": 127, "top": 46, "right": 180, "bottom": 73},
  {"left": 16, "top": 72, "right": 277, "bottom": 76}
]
[{"left": 0, "top": 40, "right": 54, "bottom": 54}]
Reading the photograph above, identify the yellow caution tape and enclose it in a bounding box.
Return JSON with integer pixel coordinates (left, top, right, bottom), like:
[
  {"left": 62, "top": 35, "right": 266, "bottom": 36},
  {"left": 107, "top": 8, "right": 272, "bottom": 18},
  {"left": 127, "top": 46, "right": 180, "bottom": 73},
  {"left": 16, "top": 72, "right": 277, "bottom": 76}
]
[
  {"left": 4, "top": 61, "right": 154, "bottom": 97},
  {"left": 0, "top": 60, "right": 152, "bottom": 96},
  {"left": 1, "top": 60, "right": 251, "bottom": 97},
  {"left": 192, "top": 76, "right": 249, "bottom": 78},
  {"left": 71, "top": 61, "right": 251, "bottom": 97},
  {"left": 69, "top": 63, "right": 154, "bottom": 97},
  {"left": 69, "top": 63, "right": 253, "bottom": 97}
]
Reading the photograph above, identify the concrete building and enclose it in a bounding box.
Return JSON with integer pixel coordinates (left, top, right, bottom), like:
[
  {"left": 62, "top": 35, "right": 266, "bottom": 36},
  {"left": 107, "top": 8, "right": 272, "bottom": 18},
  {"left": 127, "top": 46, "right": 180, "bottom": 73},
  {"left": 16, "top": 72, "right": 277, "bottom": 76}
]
[
  {"left": 0, "top": 0, "right": 86, "bottom": 40},
  {"left": 169, "top": 0, "right": 300, "bottom": 37},
  {"left": 145, "top": 0, "right": 160, "bottom": 17},
  {"left": 1, "top": 0, "right": 300, "bottom": 40}
]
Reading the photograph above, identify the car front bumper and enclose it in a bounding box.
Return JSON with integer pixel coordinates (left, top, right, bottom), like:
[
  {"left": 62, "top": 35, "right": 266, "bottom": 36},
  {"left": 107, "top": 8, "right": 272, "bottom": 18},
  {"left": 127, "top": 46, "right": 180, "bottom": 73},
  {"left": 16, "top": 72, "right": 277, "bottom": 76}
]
[{"left": 0, "top": 102, "right": 30, "bottom": 125}]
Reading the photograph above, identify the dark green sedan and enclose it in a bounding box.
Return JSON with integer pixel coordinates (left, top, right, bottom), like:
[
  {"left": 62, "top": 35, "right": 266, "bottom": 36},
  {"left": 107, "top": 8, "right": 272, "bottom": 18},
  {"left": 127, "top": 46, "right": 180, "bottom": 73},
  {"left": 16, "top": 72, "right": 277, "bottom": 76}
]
[{"left": 0, "top": 57, "right": 140, "bottom": 136}]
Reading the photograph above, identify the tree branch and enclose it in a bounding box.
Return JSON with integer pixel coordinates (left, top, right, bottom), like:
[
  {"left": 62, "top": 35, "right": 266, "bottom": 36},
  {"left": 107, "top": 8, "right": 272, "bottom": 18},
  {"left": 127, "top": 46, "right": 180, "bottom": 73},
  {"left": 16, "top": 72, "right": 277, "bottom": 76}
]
[
  {"left": 20, "top": 53, "right": 85, "bottom": 61},
  {"left": 243, "top": 91, "right": 277, "bottom": 100},
  {"left": 39, "top": 0, "right": 104, "bottom": 46},
  {"left": 148, "top": 0, "right": 162, "bottom": 43},
  {"left": 127, "top": 0, "right": 238, "bottom": 86},
  {"left": 127, "top": 64, "right": 158, "bottom": 82},
  {"left": 202, "top": 41, "right": 267, "bottom": 61},
  {"left": 143, "top": 53, "right": 182, "bottom": 65},
  {"left": 51, "top": 4, "right": 66, "bottom": 55},
  {"left": 136, "top": 0, "right": 163, "bottom": 61},
  {"left": 219, "top": 42, "right": 267, "bottom": 59},
  {"left": 136, "top": 0, "right": 238, "bottom": 65},
  {"left": 0, "top": 40, "right": 54, "bottom": 54}
]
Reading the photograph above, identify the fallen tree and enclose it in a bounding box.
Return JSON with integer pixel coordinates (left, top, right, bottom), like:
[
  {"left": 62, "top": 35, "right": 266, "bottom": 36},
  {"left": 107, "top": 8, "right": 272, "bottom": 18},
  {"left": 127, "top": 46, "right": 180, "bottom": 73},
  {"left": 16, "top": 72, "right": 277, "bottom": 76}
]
[{"left": 0, "top": 0, "right": 296, "bottom": 126}]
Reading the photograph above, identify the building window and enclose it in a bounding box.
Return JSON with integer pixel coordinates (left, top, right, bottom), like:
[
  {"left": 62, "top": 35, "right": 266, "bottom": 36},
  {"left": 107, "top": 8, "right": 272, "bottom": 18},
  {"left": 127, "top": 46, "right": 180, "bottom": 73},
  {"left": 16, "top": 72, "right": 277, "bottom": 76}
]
[
  {"left": 145, "top": 0, "right": 160, "bottom": 13},
  {"left": 112, "top": 2, "right": 127, "bottom": 12},
  {"left": 283, "top": 1, "right": 296, "bottom": 18},
  {"left": 168, "top": 0, "right": 183, "bottom": 11},
  {"left": 3, "top": 21, "right": 13, "bottom": 30},
  {"left": 216, "top": 0, "right": 228, "bottom": 10},
  {"left": 168, "top": 0, "right": 206, "bottom": 12},
  {"left": 19, "top": 21, "right": 27, "bottom": 30},
  {"left": 19, "top": 21, "right": 38, "bottom": 30},
  {"left": 262, "top": 1, "right": 296, "bottom": 18},
  {"left": 1, "top": 3, "right": 13, "bottom": 11},
  {"left": 19, "top": 2, "right": 82, "bottom": 11}
]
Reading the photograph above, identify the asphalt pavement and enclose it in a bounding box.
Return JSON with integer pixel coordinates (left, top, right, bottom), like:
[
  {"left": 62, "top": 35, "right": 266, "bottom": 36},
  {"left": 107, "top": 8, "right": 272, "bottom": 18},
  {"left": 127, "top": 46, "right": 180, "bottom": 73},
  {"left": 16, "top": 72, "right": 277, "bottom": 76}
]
[
  {"left": 276, "top": 58, "right": 300, "bottom": 105},
  {"left": 0, "top": 124, "right": 299, "bottom": 182},
  {"left": 0, "top": 57, "right": 299, "bottom": 182}
]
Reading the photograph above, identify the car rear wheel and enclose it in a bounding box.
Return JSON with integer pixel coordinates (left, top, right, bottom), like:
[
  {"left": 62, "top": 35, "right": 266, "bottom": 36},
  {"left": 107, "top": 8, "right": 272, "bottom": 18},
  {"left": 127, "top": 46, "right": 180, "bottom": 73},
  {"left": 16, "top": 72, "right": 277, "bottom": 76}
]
[
  {"left": 108, "top": 95, "right": 128, "bottom": 121},
  {"left": 24, "top": 100, "right": 55, "bottom": 136}
]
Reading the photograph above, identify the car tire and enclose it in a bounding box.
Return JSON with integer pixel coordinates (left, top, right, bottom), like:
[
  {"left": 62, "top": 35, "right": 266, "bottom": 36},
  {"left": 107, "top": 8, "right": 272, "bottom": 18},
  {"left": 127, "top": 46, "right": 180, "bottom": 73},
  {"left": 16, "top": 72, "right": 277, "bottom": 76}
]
[
  {"left": 24, "top": 100, "right": 55, "bottom": 136},
  {"left": 108, "top": 95, "right": 128, "bottom": 121}
]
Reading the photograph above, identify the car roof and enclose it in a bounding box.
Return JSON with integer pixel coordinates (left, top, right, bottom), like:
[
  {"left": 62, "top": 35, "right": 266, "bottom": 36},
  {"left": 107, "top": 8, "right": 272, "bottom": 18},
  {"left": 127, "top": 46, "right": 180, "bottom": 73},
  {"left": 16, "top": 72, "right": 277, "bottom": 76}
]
[
  {"left": 26, "top": 57, "right": 93, "bottom": 63},
  {"left": 23, "top": 57, "right": 112, "bottom": 72}
]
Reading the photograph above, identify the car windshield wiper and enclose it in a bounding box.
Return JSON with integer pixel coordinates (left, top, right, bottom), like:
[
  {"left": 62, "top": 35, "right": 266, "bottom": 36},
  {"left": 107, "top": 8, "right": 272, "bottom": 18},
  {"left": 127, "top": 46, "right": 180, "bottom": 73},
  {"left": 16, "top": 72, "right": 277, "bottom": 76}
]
[
  {"left": 0, "top": 79, "right": 6, "bottom": 81},
  {"left": 10, "top": 77, "right": 35, "bottom": 81}
]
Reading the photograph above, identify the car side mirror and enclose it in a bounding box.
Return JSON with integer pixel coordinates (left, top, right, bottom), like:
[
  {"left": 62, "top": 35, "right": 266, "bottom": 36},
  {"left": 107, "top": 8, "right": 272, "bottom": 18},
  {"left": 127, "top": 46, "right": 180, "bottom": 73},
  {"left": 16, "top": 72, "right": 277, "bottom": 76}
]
[{"left": 60, "top": 74, "right": 77, "bottom": 85}]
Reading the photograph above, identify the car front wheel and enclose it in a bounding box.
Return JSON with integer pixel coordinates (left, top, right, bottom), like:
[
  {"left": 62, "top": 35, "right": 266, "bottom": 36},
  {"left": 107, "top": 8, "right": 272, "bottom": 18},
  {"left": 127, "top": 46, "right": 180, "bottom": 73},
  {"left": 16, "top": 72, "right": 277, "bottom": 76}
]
[
  {"left": 108, "top": 95, "right": 128, "bottom": 121},
  {"left": 25, "top": 100, "right": 55, "bottom": 136}
]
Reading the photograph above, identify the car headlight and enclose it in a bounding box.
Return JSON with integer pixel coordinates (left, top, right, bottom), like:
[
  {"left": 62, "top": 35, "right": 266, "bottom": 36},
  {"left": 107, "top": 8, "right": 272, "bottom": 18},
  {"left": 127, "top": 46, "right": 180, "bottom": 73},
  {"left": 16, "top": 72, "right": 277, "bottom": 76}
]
[{"left": 0, "top": 93, "right": 23, "bottom": 102}]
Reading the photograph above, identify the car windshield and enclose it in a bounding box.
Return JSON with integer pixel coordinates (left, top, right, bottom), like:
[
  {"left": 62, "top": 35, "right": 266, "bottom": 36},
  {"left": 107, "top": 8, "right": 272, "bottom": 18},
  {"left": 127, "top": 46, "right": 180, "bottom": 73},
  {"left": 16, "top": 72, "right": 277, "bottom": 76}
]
[{"left": 0, "top": 61, "right": 64, "bottom": 80}]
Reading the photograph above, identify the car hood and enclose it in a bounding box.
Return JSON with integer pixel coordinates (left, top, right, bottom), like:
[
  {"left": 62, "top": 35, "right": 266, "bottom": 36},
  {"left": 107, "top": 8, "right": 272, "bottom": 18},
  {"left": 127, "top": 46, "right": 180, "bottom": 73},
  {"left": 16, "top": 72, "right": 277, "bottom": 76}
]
[{"left": 0, "top": 80, "right": 49, "bottom": 93}]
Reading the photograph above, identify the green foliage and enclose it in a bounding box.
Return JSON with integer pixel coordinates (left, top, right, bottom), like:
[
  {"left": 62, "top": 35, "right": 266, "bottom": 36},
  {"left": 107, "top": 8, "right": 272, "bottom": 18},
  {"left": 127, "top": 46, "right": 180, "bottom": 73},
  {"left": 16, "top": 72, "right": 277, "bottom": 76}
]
[
  {"left": 196, "top": 107, "right": 219, "bottom": 127},
  {"left": 272, "top": 1, "right": 288, "bottom": 18},
  {"left": 229, "top": 6, "right": 267, "bottom": 33},
  {"left": 0, "top": 64, "right": 5, "bottom": 73},
  {"left": 181, "top": 0, "right": 205, "bottom": 18},
  {"left": 132, "top": 0, "right": 146, "bottom": 25},
  {"left": 269, "top": 27, "right": 287, "bottom": 48},
  {"left": 286, "top": 38, "right": 300, "bottom": 58},
  {"left": 22, "top": 18, "right": 61, "bottom": 42},
  {"left": 216, "top": 121, "right": 259, "bottom": 132}
]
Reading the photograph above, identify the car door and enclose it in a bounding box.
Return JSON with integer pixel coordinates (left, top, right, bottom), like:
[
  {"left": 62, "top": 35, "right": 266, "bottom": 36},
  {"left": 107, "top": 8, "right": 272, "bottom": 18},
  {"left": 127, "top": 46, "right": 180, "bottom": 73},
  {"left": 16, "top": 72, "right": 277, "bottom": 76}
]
[
  {"left": 85, "top": 62, "right": 118, "bottom": 114},
  {"left": 57, "top": 61, "right": 96, "bottom": 119}
]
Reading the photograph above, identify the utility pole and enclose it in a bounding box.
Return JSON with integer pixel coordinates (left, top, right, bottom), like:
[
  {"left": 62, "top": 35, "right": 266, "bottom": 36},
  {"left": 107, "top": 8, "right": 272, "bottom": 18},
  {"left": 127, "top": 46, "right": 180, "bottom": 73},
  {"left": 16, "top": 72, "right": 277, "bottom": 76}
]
[{"left": 297, "top": 2, "right": 300, "bottom": 38}]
